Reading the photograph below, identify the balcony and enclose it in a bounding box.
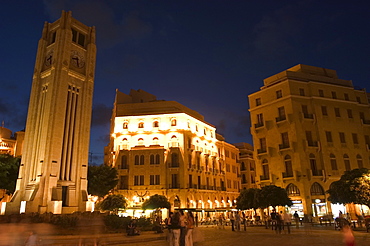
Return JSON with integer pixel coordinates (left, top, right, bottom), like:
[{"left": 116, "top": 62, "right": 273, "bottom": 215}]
[
  {"left": 260, "top": 175, "right": 270, "bottom": 181},
  {"left": 254, "top": 122, "right": 264, "bottom": 128},
  {"left": 257, "top": 148, "right": 267, "bottom": 154},
  {"left": 307, "top": 141, "right": 319, "bottom": 147},
  {"left": 311, "top": 169, "right": 323, "bottom": 176},
  {"left": 279, "top": 144, "right": 290, "bottom": 150},
  {"left": 282, "top": 172, "right": 294, "bottom": 178},
  {"left": 275, "top": 116, "right": 286, "bottom": 123},
  {"left": 303, "top": 113, "right": 314, "bottom": 119},
  {"left": 169, "top": 163, "right": 180, "bottom": 168}
]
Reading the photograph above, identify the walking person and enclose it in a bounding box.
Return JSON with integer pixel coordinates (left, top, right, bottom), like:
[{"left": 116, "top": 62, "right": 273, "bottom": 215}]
[
  {"left": 185, "top": 211, "right": 194, "bottom": 246},
  {"left": 342, "top": 224, "right": 355, "bottom": 246},
  {"left": 270, "top": 209, "right": 277, "bottom": 231},
  {"left": 283, "top": 211, "right": 292, "bottom": 234},
  {"left": 293, "top": 211, "right": 300, "bottom": 229},
  {"left": 179, "top": 210, "right": 187, "bottom": 246},
  {"left": 230, "top": 212, "right": 235, "bottom": 231},
  {"left": 25, "top": 231, "right": 39, "bottom": 246},
  {"left": 166, "top": 212, "right": 174, "bottom": 246},
  {"left": 235, "top": 211, "right": 241, "bottom": 231},
  {"left": 171, "top": 212, "right": 182, "bottom": 246}
]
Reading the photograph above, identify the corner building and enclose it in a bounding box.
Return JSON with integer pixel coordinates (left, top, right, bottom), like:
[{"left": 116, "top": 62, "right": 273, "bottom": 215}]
[
  {"left": 249, "top": 64, "right": 370, "bottom": 218},
  {"left": 106, "top": 89, "right": 240, "bottom": 211}
]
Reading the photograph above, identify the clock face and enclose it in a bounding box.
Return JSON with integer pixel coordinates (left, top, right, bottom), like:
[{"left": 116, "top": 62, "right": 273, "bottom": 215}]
[
  {"left": 70, "top": 50, "right": 85, "bottom": 68},
  {"left": 45, "top": 51, "right": 53, "bottom": 67}
]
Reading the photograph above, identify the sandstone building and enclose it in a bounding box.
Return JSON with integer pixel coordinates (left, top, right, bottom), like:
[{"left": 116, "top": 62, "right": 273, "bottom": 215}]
[
  {"left": 105, "top": 89, "right": 240, "bottom": 211},
  {"left": 248, "top": 64, "right": 370, "bottom": 218}
]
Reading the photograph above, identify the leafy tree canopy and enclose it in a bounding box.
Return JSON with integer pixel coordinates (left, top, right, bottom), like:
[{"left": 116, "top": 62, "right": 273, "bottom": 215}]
[
  {"left": 96, "top": 194, "right": 127, "bottom": 214},
  {"left": 142, "top": 194, "right": 171, "bottom": 210},
  {"left": 327, "top": 168, "right": 370, "bottom": 207},
  {"left": 88, "top": 164, "right": 118, "bottom": 197},
  {"left": 259, "top": 185, "right": 292, "bottom": 209},
  {"left": 0, "top": 154, "right": 20, "bottom": 194},
  {"left": 236, "top": 188, "right": 261, "bottom": 210}
]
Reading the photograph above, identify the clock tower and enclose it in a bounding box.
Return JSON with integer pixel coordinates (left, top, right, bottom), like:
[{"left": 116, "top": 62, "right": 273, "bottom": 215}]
[{"left": 5, "top": 11, "right": 96, "bottom": 214}]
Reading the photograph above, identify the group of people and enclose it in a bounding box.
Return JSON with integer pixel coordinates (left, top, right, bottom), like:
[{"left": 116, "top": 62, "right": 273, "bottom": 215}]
[
  {"left": 268, "top": 210, "right": 293, "bottom": 233},
  {"left": 166, "top": 211, "right": 195, "bottom": 246}
]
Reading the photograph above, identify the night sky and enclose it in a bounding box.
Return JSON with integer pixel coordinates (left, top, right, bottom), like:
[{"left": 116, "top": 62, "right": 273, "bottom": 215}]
[{"left": 1, "top": 1, "right": 370, "bottom": 165}]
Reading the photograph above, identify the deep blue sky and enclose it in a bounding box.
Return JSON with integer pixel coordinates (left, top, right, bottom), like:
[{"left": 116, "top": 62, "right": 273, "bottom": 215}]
[{"left": 1, "top": 1, "right": 370, "bottom": 165}]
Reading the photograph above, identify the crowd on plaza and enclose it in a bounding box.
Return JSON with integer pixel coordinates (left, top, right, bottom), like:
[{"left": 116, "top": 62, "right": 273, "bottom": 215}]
[{"left": 166, "top": 210, "right": 195, "bottom": 246}]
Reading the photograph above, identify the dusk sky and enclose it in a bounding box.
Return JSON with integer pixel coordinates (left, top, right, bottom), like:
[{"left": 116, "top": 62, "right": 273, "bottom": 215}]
[{"left": 1, "top": 1, "right": 370, "bottom": 165}]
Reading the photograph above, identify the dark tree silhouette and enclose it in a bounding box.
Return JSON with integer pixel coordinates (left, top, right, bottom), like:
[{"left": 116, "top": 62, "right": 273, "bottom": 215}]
[
  {"left": 0, "top": 154, "right": 20, "bottom": 194},
  {"left": 259, "top": 185, "right": 292, "bottom": 209},
  {"left": 88, "top": 164, "right": 118, "bottom": 197}
]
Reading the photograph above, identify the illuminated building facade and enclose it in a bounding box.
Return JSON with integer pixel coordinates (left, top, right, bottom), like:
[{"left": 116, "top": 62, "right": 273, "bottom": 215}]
[
  {"left": 0, "top": 126, "right": 24, "bottom": 157},
  {"left": 106, "top": 89, "right": 240, "bottom": 210},
  {"left": 4, "top": 11, "right": 96, "bottom": 214},
  {"left": 234, "top": 142, "right": 256, "bottom": 190},
  {"left": 249, "top": 64, "right": 370, "bottom": 218}
]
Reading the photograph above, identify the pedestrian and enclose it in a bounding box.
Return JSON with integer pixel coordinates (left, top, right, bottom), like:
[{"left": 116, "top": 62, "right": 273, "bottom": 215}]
[
  {"left": 185, "top": 211, "right": 194, "bottom": 246},
  {"left": 242, "top": 212, "right": 247, "bottom": 231},
  {"left": 342, "top": 225, "right": 355, "bottom": 246},
  {"left": 230, "top": 212, "right": 235, "bottom": 231},
  {"left": 166, "top": 212, "right": 174, "bottom": 246},
  {"left": 25, "top": 231, "right": 39, "bottom": 246},
  {"left": 263, "top": 212, "right": 269, "bottom": 229},
  {"left": 270, "top": 209, "right": 277, "bottom": 231},
  {"left": 275, "top": 212, "right": 282, "bottom": 234},
  {"left": 235, "top": 211, "right": 241, "bottom": 231},
  {"left": 171, "top": 212, "right": 182, "bottom": 246},
  {"left": 179, "top": 210, "right": 187, "bottom": 246},
  {"left": 293, "top": 211, "right": 300, "bottom": 229},
  {"left": 195, "top": 213, "right": 198, "bottom": 227},
  {"left": 282, "top": 211, "right": 292, "bottom": 234},
  {"left": 218, "top": 214, "right": 225, "bottom": 229}
]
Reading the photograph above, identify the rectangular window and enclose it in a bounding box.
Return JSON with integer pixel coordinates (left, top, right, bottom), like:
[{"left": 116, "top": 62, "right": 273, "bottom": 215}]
[
  {"left": 256, "top": 98, "right": 261, "bottom": 106},
  {"left": 352, "top": 133, "right": 359, "bottom": 145},
  {"left": 150, "top": 175, "right": 159, "bottom": 185},
  {"left": 344, "top": 93, "right": 349, "bottom": 101},
  {"left": 189, "top": 175, "right": 193, "bottom": 188},
  {"left": 256, "top": 113, "right": 264, "bottom": 127},
  {"left": 71, "top": 28, "right": 86, "bottom": 48},
  {"left": 155, "top": 175, "right": 160, "bottom": 185},
  {"left": 120, "top": 176, "right": 128, "bottom": 189},
  {"left": 347, "top": 109, "right": 353, "bottom": 119},
  {"left": 150, "top": 175, "right": 155, "bottom": 185},
  {"left": 276, "top": 90, "right": 282, "bottom": 99},
  {"left": 331, "top": 91, "right": 337, "bottom": 99},
  {"left": 281, "top": 132, "right": 289, "bottom": 147},
  {"left": 134, "top": 176, "right": 143, "bottom": 185},
  {"left": 330, "top": 159, "right": 338, "bottom": 171},
  {"left": 321, "top": 106, "right": 328, "bottom": 116},
  {"left": 172, "top": 174, "right": 178, "bottom": 188},
  {"left": 225, "top": 150, "right": 230, "bottom": 158},
  {"left": 326, "top": 131, "right": 333, "bottom": 143},
  {"left": 259, "top": 138, "right": 266, "bottom": 152},
  {"left": 299, "top": 88, "right": 305, "bottom": 96},
  {"left": 140, "top": 175, "right": 144, "bottom": 185},
  {"left": 339, "top": 132, "right": 346, "bottom": 143},
  {"left": 277, "top": 106, "right": 286, "bottom": 121},
  {"left": 319, "top": 89, "right": 324, "bottom": 97},
  {"left": 334, "top": 108, "right": 341, "bottom": 117},
  {"left": 226, "top": 164, "right": 231, "bottom": 172},
  {"left": 357, "top": 96, "right": 361, "bottom": 103}
]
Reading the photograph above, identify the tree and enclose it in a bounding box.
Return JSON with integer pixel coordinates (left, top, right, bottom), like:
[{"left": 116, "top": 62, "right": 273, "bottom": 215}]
[
  {"left": 96, "top": 194, "right": 127, "bottom": 214},
  {"left": 327, "top": 168, "right": 370, "bottom": 208},
  {"left": 0, "top": 154, "right": 20, "bottom": 194},
  {"left": 259, "top": 185, "right": 292, "bottom": 209},
  {"left": 142, "top": 194, "right": 171, "bottom": 210},
  {"left": 236, "top": 188, "right": 261, "bottom": 211},
  {"left": 88, "top": 164, "right": 118, "bottom": 197}
]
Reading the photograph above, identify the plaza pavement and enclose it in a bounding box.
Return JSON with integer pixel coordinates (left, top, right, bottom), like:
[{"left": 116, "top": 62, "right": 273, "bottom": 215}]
[{"left": 0, "top": 223, "right": 369, "bottom": 245}]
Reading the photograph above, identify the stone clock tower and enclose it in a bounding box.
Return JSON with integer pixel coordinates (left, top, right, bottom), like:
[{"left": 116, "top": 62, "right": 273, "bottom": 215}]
[{"left": 5, "top": 11, "right": 96, "bottom": 214}]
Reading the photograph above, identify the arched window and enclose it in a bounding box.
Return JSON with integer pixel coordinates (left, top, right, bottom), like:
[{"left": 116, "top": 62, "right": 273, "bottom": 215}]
[
  {"left": 356, "top": 154, "right": 363, "bottom": 168},
  {"left": 310, "top": 182, "right": 324, "bottom": 195},
  {"left": 241, "top": 162, "right": 246, "bottom": 171},
  {"left": 134, "top": 155, "right": 139, "bottom": 165},
  {"left": 140, "top": 155, "right": 144, "bottom": 165},
  {"left": 123, "top": 122, "right": 128, "bottom": 129},
  {"left": 138, "top": 138, "right": 144, "bottom": 146},
  {"left": 171, "top": 118, "right": 177, "bottom": 126},
  {"left": 155, "top": 154, "right": 160, "bottom": 164},
  {"left": 242, "top": 174, "right": 247, "bottom": 184},
  {"left": 138, "top": 122, "right": 144, "bottom": 128},
  {"left": 262, "top": 159, "right": 269, "bottom": 180},
  {"left": 284, "top": 155, "right": 293, "bottom": 177},
  {"left": 153, "top": 121, "right": 159, "bottom": 127},
  {"left": 205, "top": 157, "right": 209, "bottom": 171},
  {"left": 150, "top": 154, "right": 155, "bottom": 164},
  {"left": 344, "top": 154, "right": 351, "bottom": 171},
  {"left": 286, "top": 183, "right": 300, "bottom": 196},
  {"left": 309, "top": 153, "right": 319, "bottom": 175},
  {"left": 171, "top": 153, "right": 179, "bottom": 167},
  {"left": 330, "top": 154, "right": 338, "bottom": 170},
  {"left": 121, "top": 155, "right": 127, "bottom": 169},
  {"left": 153, "top": 137, "right": 159, "bottom": 145}
]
